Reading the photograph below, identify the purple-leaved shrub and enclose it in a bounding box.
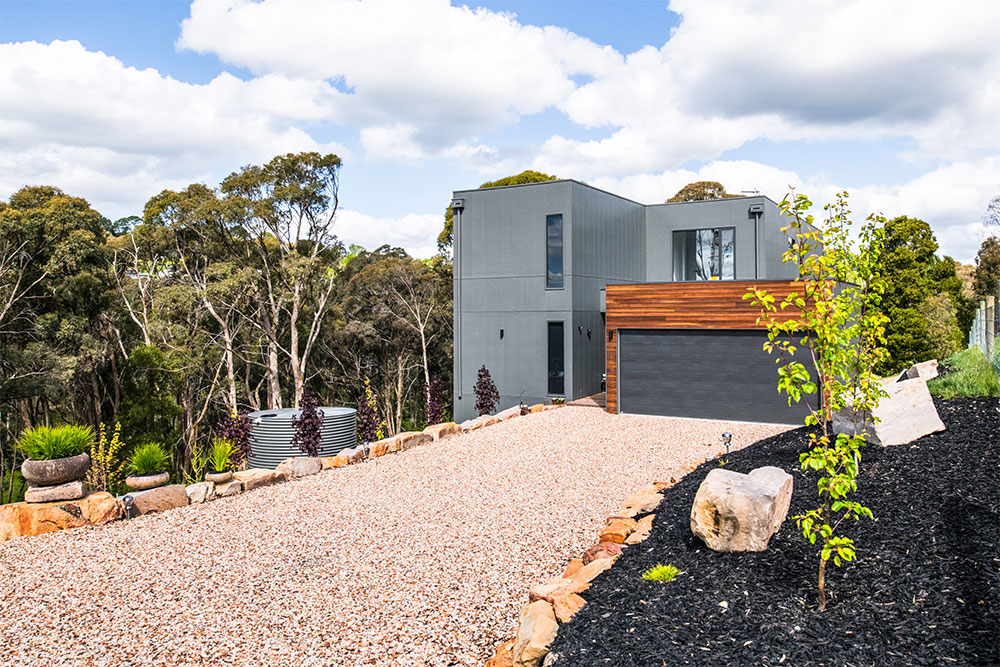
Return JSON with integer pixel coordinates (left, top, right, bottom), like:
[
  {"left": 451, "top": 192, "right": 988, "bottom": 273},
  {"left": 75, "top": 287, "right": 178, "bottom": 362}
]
[{"left": 291, "top": 392, "right": 324, "bottom": 457}]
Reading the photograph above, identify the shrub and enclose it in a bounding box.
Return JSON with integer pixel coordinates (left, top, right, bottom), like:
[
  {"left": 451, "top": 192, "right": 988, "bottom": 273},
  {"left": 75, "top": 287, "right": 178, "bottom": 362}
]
[
  {"left": 208, "top": 438, "right": 235, "bottom": 473},
  {"left": 16, "top": 424, "right": 94, "bottom": 460},
  {"left": 473, "top": 365, "right": 499, "bottom": 416},
  {"left": 217, "top": 411, "right": 253, "bottom": 465},
  {"left": 291, "top": 391, "right": 324, "bottom": 457},
  {"left": 641, "top": 563, "right": 680, "bottom": 583},
  {"left": 129, "top": 442, "right": 171, "bottom": 476},
  {"left": 87, "top": 422, "right": 127, "bottom": 493},
  {"left": 928, "top": 347, "right": 1000, "bottom": 398},
  {"left": 424, "top": 377, "right": 444, "bottom": 425},
  {"left": 357, "top": 378, "right": 385, "bottom": 443}
]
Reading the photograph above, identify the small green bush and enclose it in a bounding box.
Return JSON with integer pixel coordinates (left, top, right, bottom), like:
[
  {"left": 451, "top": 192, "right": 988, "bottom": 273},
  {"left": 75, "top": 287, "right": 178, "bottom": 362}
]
[
  {"left": 208, "top": 438, "right": 235, "bottom": 473},
  {"left": 641, "top": 563, "right": 680, "bottom": 583},
  {"left": 129, "top": 442, "right": 171, "bottom": 476},
  {"left": 16, "top": 425, "right": 94, "bottom": 460},
  {"left": 928, "top": 347, "right": 1000, "bottom": 398}
]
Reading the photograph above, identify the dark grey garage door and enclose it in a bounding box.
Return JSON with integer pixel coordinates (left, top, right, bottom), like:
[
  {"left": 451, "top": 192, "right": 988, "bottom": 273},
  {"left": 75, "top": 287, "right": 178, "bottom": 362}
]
[{"left": 618, "top": 329, "right": 816, "bottom": 424}]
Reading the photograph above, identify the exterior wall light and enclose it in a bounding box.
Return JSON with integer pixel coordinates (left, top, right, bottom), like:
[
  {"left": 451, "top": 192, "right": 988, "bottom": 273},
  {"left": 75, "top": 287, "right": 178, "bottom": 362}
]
[
  {"left": 608, "top": 329, "right": 614, "bottom": 342},
  {"left": 500, "top": 328, "right": 504, "bottom": 339},
  {"left": 722, "top": 431, "right": 732, "bottom": 455}
]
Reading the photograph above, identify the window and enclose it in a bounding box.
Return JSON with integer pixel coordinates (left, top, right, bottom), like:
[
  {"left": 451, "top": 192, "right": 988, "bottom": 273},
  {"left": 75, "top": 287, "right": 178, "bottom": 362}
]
[
  {"left": 672, "top": 228, "right": 735, "bottom": 281},
  {"left": 546, "top": 214, "right": 563, "bottom": 288},
  {"left": 547, "top": 321, "right": 564, "bottom": 395}
]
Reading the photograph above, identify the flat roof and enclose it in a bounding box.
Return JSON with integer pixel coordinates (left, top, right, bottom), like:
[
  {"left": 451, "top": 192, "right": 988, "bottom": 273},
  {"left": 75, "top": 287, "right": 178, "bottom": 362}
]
[{"left": 452, "top": 178, "right": 779, "bottom": 208}]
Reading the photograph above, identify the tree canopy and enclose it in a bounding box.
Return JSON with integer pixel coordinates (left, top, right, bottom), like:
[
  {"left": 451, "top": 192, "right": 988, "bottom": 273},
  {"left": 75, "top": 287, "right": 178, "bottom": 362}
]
[
  {"left": 437, "top": 170, "right": 557, "bottom": 253},
  {"left": 972, "top": 236, "right": 1000, "bottom": 299},
  {"left": 666, "top": 180, "right": 739, "bottom": 203}
]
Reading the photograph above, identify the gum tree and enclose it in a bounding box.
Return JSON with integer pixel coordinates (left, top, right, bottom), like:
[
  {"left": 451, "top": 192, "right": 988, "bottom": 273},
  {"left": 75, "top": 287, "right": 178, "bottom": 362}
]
[{"left": 745, "top": 190, "right": 889, "bottom": 611}]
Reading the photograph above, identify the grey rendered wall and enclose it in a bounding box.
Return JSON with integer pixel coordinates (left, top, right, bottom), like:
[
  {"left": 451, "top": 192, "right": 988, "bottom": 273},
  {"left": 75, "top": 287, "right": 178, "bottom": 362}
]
[
  {"left": 644, "top": 196, "right": 792, "bottom": 282},
  {"left": 761, "top": 198, "right": 802, "bottom": 280},
  {"left": 569, "top": 182, "right": 645, "bottom": 398},
  {"left": 452, "top": 181, "right": 575, "bottom": 422}
]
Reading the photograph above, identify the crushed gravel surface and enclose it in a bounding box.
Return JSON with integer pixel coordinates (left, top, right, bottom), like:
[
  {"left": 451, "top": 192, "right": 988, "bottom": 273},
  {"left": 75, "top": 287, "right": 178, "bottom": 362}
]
[{"left": 0, "top": 407, "right": 789, "bottom": 667}]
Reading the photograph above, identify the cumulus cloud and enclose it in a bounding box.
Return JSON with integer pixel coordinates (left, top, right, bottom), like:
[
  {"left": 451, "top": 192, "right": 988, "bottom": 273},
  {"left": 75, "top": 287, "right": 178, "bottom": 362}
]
[{"left": 335, "top": 209, "right": 442, "bottom": 259}]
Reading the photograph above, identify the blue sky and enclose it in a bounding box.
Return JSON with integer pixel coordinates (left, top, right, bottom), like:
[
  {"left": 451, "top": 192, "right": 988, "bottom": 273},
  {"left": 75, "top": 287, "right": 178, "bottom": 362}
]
[{"left": 1, "top": 0, "right": 998, "bottom": 262}]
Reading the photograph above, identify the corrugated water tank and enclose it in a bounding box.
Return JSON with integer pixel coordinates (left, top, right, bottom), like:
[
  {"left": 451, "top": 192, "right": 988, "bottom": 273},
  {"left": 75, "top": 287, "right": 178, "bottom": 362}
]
[{"left": 247, "top": 407, "right": 357, "bottom": 469}]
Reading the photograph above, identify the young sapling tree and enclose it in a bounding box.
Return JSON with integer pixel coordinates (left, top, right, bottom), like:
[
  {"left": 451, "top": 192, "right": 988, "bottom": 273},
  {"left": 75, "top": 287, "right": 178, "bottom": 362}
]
[
  {"left": 473, "top": 365, "right": 500, "bottom": 416},
  {"left": 291, "top": 391, "right": 324, "bottom": 457},
  {"left": 744, "top": 190, "right": 889, "bottom": 611}
]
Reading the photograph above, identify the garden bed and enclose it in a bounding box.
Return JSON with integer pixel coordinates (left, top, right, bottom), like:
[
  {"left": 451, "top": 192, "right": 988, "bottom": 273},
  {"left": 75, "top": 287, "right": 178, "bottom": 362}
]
[{"left": 547, "top": 397, "right": 999, "bottom": 666}]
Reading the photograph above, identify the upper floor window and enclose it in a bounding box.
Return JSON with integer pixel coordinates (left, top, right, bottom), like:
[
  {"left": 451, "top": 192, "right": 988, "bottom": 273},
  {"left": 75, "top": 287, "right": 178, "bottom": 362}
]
[
  {"left": 672, "top": 227, "right": 735, "bottom": 281},
  {"left": 546, "top": 214, "right": 564, "bottom": 288}
]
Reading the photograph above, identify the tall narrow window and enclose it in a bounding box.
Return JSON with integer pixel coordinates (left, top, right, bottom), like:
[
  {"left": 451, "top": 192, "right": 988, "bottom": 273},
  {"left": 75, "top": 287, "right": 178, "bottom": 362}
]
[
  {"left": 672, "top": 228, "right": 735, "bottom": 281},
  {"left": 547, "top": 321, "right": 565, "bottom": 395},
  {"left": 546, "top": 214, "right": 563, "bottom": 288}
]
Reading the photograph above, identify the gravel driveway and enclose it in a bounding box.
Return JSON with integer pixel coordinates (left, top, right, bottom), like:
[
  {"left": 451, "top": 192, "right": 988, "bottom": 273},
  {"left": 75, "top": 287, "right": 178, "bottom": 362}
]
[{"left": 0, "top": 407, "right": 790, "bottom": 667}]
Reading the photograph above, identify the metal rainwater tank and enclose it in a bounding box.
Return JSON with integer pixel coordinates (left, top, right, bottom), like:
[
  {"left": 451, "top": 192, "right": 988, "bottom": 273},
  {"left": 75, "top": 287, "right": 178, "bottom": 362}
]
[{"left": 247, "top": 407, "right": 357, "bottom": 469}]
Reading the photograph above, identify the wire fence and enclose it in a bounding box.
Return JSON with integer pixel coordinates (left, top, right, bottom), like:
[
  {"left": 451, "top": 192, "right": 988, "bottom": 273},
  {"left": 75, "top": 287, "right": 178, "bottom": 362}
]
[{"left": 968, "top": 277, "right": 999, "bottom": 376}]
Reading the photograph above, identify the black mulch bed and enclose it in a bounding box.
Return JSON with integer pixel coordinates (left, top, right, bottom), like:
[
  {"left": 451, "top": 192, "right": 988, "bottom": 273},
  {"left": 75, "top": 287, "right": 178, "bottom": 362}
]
[{"left": 548, "top": 397, "right": 999, "bottom": 666}]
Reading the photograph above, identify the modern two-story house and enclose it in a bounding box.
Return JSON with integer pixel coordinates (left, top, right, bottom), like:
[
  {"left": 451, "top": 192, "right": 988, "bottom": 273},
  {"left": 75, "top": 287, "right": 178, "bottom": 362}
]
[{"left": 451, "top": 179, "right": 815, "bottom": 424}]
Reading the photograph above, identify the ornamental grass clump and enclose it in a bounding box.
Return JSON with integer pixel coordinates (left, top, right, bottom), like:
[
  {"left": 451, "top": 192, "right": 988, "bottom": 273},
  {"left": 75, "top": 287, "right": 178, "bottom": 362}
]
[
  {"left": 291, "top": 391, "right": 324, "bottom": 457},
  {"left": 207, "top": 438, "right": 235, "bottom": 473},
  {"left": 16, "top": 424, "right": 94, "bottom": 461},
  {"left": 641, "top": 563, "right": 680, "bottom": 583},
  {"left": 745, "top": 190, "right": 888, "bottom": 611},
  {"left": 129, "top": 442, "right": 171, "bottom": 476}
]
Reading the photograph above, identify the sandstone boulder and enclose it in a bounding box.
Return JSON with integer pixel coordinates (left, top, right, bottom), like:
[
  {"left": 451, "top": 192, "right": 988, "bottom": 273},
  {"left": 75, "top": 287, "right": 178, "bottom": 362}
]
[
  {"left": 528, "top": 578, "right": 589, "bottom": 602},
  {"left": 528, "top": 403, "right": 545, "bottom": 414},
  {"left": 423, "top": 422, "right": 462, "bottom": 441},
  {"left": 599, "top": 517, "right": 637, "bottom": 544},
  {"left": 368, "top": 437, "right": 395, "bottom": 458},
  {"left": 132, "top": 484, "right": 188, "bottom": 515},
  {"left": 486, "top": 640, "right": 514, "bottom": 667},
  {"left": 320, "top": 456, "right": 338, "bottom": 470},
  {"left": 896, "top": 359, "right": 939, "bottom": 382},
  {"left": 561, "top": 558, "right": 584, "bottom": 578},
  {"left": 581, "top": 542, "right": 622, "bottom": 564},
  {"left": 834, "top": 376, "right": 946, "bottom": 446},
  {"left": 0, "top": 492, "right": 121, "bottom": 541},
  {"left": 24, "top": 480, "right": 86, "bottom": 503},
  {"left": 495, "top": 406, "right": 522, "bottom": 421},
  {"left": 215, "top": 479, "right": 243, "bottom": 497},
  {"left": 550, "top": 593, "right": 586, "bottom": 624},
  {"left": 691, "top": 466, "right": 793, "bottom": 552},
  {"left": 186, "top": 481, "right": 215, "bottom": 504},
  {"left": 397, "top": 432, "right": 432, "bottom": 451},
  {"left": 234, "top": 468, "right": 287, "bottom": 491},
  {"left": 276, "top": 457, "right": 322, "bottom": 478},
  {"left": 512, "top": 600, "right": 558, "bottom": 667},
  {"left": 625, "top": 514, "right": 655, "bottom": 545},
  {"left": 618, "top": 490, "right": 662, "bottom": 518},
  {"left": 569, "top": 557, "right": 614, "bottom": 584}
]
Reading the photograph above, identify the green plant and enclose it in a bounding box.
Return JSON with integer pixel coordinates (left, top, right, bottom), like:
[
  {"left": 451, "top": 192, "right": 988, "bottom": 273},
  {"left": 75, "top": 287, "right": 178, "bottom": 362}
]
[
  {"left": 928, "top": 347, "right": 1000, "bottom": 398},
  {"left": 86, "top": 422, "right": 127, "bottom": 493},
  {"left": 641, "top": 563, "right": 680, "bottom": 583},
  {"left": 208, "top": 438, "right": 235, "bottom": 473},
  {"left": 128, "top": 442, "right": 171, "bottom": 476},
  {"left": 717, "top": 457, "right": 730, "bottom": 467},
  {"left": 745, "top": 190, "right": 887, "bottom": 611},
  {"left": 16, "top": 424, "right": 94, "bottom": 461}
]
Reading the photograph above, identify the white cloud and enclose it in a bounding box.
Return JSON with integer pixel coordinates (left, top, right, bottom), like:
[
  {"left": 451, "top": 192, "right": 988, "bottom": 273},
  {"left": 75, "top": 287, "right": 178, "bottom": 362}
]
[{"left": 335, "top": 209, "right": 441, "bottom": 259}]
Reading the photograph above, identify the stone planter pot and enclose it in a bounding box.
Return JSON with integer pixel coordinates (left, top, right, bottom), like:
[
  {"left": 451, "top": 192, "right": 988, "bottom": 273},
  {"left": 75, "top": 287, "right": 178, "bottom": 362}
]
[
  {"left": 125, "top": 471, "right": 169, "bottom": 491},
  {"left": 21, "top": 452, "right": 91, "bottom": 486},
  {"left": 205, "top": 470, "right": 233, "bottom": 484}
]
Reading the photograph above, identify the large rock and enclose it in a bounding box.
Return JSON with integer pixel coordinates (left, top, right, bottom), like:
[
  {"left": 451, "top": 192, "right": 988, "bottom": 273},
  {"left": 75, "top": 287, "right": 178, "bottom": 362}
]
[
  {"left": 24, "top": 480, "right": 86, "bottom": 503},
  {"left": 618, "top": 490, "right": 662, "bottom": 518},
  {"left": 896, "top": 359, "right": 939, "bottom": 382},
  {"left": 215, "top": 479, "right": 243, "bottom": 497},
  {"left": 495, "top": 406, "right": 522, "bottom": 421},
  {"left": 599, "top": 517, "right": 637, "bottom": 544},
  {"left": 234, "top": 468, "right": 287, "bottom": 491},
  {"left": 691, "top": 466, "right": 793, "bottom": 552},
  {"left": 0, "top": 492, "right": 120, "bottom": 541},
  {"left": 625, "top": 514, "right": 655, "bottom": 545},
  {"left": 569, "top": 557, "right": 614, "bottom": 584},
  {"left": 275, "top": 457, "right": 322, "bottom": 478},
  {"left": 834, "top": 376, "right": 946, "bottom": 446},
  {"left": 581, "top": 542, "right": 622, "bottom": 564},
  {"left": 423, "top": 422, "right": 462, "bottom": 441},
  {"left": 485, "top": 640, "right": 514, "bottom": 667},
  {"left": 512, "top": 600, "right": 558, "bottom": 667},
  {"left": 397, "top": 432, "right": 432, "bottom": 451},
  {"left": 132, "top": 484, "right": 188, "bottom": 515},
  {"left": 21, "top": 452, "right": 90, "bottom": 487},
  {"left": 461, "top": 415, "right": 498, "bottom": 432},
  {"left": 186, "top": 481, "right": 215, "bottom": 504}
]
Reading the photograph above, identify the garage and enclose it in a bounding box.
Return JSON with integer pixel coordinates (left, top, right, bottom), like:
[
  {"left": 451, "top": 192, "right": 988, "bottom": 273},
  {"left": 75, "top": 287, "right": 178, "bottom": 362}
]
[
  {"left": 616, "top": 328, "right": 814, "bottom": 424},
  {"left": 605, "top": 280, "right": 816, "bottom": 424}
]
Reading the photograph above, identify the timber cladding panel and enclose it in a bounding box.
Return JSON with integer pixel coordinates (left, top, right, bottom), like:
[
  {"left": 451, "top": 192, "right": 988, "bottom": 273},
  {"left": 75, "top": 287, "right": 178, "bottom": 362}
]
[{"left": 605, "top": 281, "right": 807, "bottom": 414}]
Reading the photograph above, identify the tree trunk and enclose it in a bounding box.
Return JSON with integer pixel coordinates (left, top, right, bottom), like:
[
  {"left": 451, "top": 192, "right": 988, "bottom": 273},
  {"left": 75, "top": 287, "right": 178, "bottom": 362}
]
[
  {"left": 289, "top": 282, "right": 304, "bottom": 407},
  {"left": 818, "top": 556, "right": 828, "bottom": 611}
]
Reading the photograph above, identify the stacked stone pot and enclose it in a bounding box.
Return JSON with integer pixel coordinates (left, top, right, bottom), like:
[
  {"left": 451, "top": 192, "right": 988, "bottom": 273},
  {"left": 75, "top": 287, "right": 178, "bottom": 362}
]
[{"left": 21, "top": 452, "right": 91, "bottom": 503}]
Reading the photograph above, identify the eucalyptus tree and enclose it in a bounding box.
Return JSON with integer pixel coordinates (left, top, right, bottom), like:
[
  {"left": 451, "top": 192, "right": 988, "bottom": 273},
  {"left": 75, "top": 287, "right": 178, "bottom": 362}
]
[{"left": 221, "top": 152, "right": 343, "bottom": 408}]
